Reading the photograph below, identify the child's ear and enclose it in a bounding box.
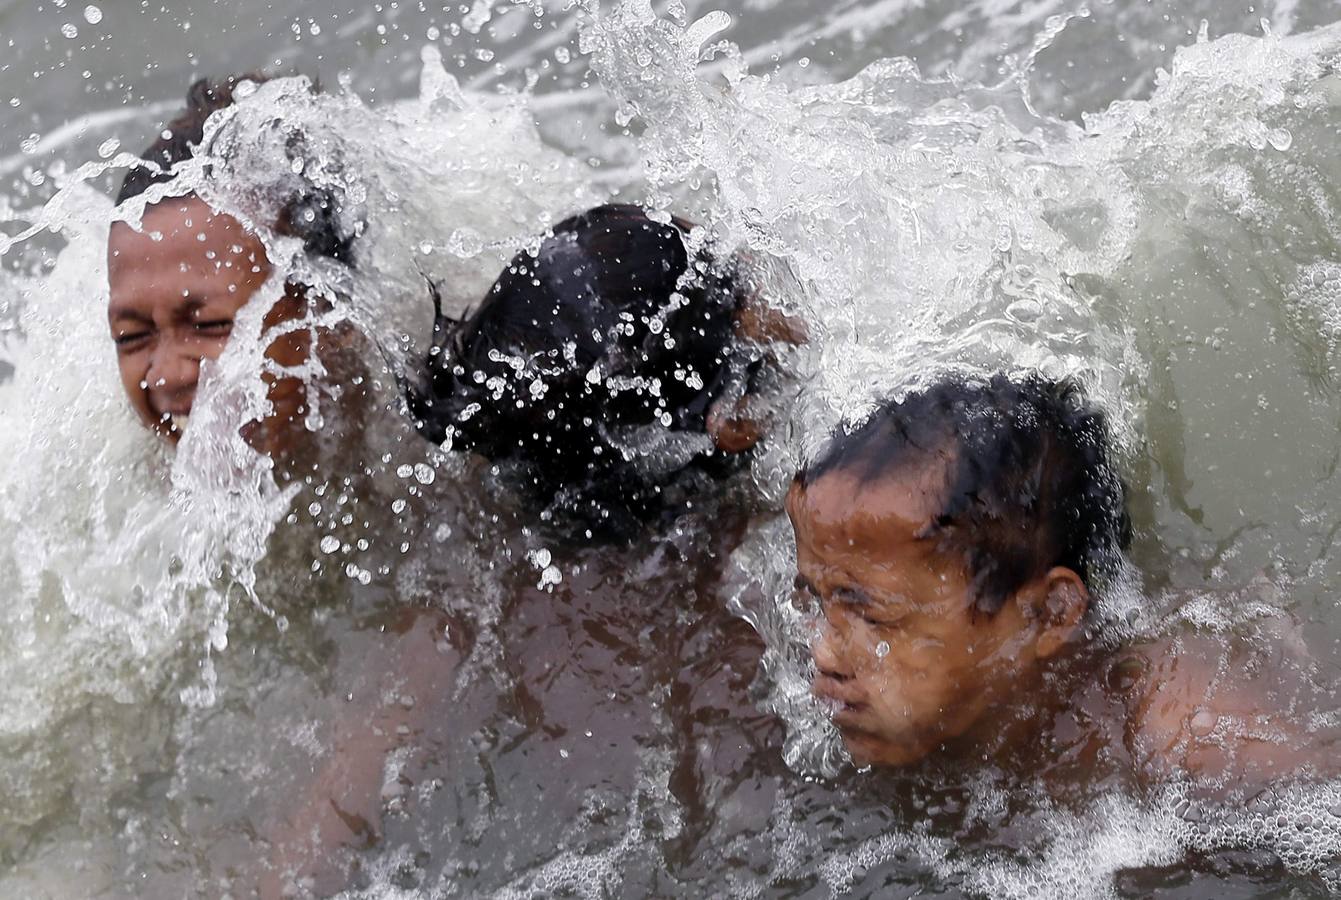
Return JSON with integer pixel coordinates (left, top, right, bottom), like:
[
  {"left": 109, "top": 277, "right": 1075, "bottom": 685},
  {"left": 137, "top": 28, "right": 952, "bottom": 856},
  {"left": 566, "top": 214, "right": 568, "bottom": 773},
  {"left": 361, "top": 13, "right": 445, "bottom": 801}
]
[{"left": 1034, "top": 567, "right": 1089, "bottom": 659}]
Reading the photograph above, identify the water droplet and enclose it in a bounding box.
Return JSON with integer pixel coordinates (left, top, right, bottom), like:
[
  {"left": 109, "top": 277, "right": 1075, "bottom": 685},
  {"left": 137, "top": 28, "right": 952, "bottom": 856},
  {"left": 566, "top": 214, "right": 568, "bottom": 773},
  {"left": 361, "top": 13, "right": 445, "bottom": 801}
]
[
  {"left": 96, "top": 137, "right": 119, "bottom": 158},
  {"left": 875, "top": 641, "right": 890, "bottom": 659},
  {"left": 554, "top": 46, "right": 571, "bottom": 64},
  {"left": 319, "top": 535, "right": 341, "bottom": 554},
  {"left": 446, "top": 227, "right": 483, "bottom": 258},
  {"left": 684, "top": 10, "right": 731, "bottom": 50},
  {"left": 1189, "top": 708, "right": 1218, "bottom": 737},
  {"left": 60, "top": 23, "right": 78, "bottom": 39},
  {"left": 20, "top": 134, "right": 40, "bottom": 154},
  {"left": 418, "top": 240, "right": 434, "bottom": 255},
  {"left": 391, "top": 498, "right": 407, "bottom": 514},
  {"left": 82, "top": 4, "right": 102, "bottom": 24},
  {"left": 798, "top": 56, "right": 810, "bottom": 68},
  {"left": 1006, "top": 299, "right": 1044, "bottom": 322},
  {"left": 1268, "top": 127, "right": 1293, "bottom": 151},
  {"left": 413, "top": 463, "right": 435, "bottom": 485}
]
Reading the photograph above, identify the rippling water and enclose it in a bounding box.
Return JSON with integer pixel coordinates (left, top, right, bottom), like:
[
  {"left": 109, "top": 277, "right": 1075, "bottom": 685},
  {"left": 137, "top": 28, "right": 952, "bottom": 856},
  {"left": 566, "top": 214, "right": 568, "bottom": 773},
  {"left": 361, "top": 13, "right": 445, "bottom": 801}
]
[{"left": 6, "top": 0, "right": 1341, "bottom": 897}]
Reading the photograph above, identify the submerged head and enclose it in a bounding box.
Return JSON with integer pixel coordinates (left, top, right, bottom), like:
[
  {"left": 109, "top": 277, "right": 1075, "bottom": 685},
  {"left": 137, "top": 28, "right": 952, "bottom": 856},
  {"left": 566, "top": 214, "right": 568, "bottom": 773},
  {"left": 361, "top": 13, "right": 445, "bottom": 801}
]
[
  {"left": 408, "top": 203, "right": 777, "bottom": 536},
  {"left": 107, "top": 73, "right": 352, "bottom": 450},
  {"left": 786, "top": 373, "right": 1130, "bottom": 768}
]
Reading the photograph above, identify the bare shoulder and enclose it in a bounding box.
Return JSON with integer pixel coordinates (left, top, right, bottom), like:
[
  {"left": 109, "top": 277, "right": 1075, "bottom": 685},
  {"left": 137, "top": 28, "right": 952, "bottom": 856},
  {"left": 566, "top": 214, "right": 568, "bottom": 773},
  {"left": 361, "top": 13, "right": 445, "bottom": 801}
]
[{"left": 1122, "top": 616, "right": 1335, "bottom": 789}]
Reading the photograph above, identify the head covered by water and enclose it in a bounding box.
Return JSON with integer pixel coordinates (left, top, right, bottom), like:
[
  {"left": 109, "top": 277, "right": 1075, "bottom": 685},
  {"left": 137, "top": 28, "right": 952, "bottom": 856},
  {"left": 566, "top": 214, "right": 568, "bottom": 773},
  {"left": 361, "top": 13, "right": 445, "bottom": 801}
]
[
  {"left": 407, "top": 204, "right": 774, "bottom": 537},
  {"left": 115, "top": 73, "right": 354, "bottom": 261},
  {"left": 799, "top": 372, "right": 1131, "bottom": 615},
  {"left": 108, "top": 72, "right": 358, "bottom": 451}
]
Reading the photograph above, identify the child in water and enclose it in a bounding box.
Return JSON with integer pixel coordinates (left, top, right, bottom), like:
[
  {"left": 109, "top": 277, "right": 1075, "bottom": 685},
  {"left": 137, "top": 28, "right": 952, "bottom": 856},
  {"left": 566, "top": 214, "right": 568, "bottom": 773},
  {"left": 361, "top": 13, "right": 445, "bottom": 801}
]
[
  {"left": 108, "top": 73, "right": 357, "bottom": 460},
  {"left": 260, "top": 207, "right": 796, "bottom": 895},
  {"left": 787, "top": 373, "right": 1332, "bottom": 787},
  {"left": 407, "top": 202, "right": 798, "bottom": 537}
]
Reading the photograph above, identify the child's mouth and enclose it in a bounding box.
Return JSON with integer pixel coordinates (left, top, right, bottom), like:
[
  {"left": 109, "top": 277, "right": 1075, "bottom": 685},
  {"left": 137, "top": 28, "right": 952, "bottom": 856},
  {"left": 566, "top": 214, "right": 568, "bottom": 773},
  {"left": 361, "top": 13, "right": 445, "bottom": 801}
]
[
  {"left": 817, "top": 695, "right": 847, "bottom": 716},
  {"left": 812, "top": 676, "right": 866, "bottom": 716},
  {"left": 816, "top": 692, "right": 868, "bottom": 723}
]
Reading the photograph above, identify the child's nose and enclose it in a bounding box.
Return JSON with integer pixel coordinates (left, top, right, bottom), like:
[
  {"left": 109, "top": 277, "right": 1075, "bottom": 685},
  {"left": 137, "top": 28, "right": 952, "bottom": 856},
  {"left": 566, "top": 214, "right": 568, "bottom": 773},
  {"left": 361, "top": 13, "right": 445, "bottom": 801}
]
[
  {"left": 146, "top": 339, "right": 201, "bottom": 395},
  {"left": 811, "top": 616, "right": 855, "bottom": 680}
]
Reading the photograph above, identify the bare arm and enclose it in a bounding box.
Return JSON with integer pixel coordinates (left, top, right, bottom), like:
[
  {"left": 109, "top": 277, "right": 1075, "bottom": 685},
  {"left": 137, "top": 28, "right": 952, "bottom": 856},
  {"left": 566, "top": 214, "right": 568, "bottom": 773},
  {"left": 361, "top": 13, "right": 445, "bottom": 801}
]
[{"left": 257, "top": 606, "right": 462, "bottom": 898}]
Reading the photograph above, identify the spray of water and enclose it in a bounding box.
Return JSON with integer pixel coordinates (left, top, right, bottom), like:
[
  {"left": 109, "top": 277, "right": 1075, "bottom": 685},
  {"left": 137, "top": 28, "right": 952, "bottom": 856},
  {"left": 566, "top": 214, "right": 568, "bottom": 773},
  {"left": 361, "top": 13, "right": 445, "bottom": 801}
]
[{"left": 6, "top": 2, "right": 1341, "bottom": 896}]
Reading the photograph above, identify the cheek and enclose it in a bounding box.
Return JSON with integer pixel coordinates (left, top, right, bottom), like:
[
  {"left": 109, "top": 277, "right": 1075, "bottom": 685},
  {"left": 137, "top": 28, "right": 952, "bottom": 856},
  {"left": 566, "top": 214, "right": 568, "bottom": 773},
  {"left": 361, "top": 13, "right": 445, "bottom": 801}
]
[
  {"left": 116, "top": 354, "right": 149, "bottom": 399},
  {"left": 871, "top": 642, "right": 965, "bottom": 708},
  {"left": 197, "top": 336, "right": 233, "bottom": 363}
]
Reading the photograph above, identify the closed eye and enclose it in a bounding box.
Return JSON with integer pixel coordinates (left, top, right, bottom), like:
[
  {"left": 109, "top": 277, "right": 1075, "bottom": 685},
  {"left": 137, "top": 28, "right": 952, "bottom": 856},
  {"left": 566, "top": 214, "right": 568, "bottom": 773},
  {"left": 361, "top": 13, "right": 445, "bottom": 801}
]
[
  {"left": 832, "top": 588, "right": 901, "bottom": 628},
  {"left": 858, "top": 611, "right": 902, "bottom": 628},
  {"left": 193, "top": 319, "right": 233, "bottom": 336},
  {"left": 113, "top": 329, "right": 151, "bottom": 351}
]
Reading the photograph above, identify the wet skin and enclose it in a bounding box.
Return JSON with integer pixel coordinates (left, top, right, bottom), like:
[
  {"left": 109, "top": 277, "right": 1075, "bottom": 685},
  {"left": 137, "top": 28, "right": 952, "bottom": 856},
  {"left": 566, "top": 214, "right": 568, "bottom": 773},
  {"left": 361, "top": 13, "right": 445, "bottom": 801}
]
[
  {"left": 107, "top": 195, "right": 310, "bottom": 456},
  {"left": 785, "top": 466, "right": 1087, "bottom": 769},
  {"left": 786, "top": 464, "right": 1337, "bottom": 786}
]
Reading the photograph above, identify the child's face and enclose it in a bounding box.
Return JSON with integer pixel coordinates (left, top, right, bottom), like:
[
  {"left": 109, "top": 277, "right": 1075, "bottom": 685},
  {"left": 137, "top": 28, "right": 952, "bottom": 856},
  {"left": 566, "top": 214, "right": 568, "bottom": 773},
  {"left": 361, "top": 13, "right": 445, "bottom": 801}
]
[
  {"left": 786, "top": 465, "right": 1071, "bottom": 768},
  {"left": 108, "top": 195, "right": 311, "bottom": 453}
]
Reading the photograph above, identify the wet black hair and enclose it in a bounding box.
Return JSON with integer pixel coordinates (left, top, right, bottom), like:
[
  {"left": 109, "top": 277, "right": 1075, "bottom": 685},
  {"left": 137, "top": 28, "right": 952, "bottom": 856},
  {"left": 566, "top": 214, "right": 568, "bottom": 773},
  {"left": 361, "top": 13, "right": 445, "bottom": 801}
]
[
  {"left": 799, "top": 373, "right": 1131, "bottom": 615},
  {"left": 407, "top": 203, "right": 765, "bottom": 536},
  {"left": 115, "top": 73, "right": 354, "bottom": 264}
]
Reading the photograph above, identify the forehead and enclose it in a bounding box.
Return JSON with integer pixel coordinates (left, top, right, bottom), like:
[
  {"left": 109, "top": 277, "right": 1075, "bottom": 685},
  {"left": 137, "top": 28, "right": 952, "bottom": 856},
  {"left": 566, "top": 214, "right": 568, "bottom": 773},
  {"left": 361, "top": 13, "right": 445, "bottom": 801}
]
[
  {"left": 107, "top": 196, "right": 272, "bottom": 320},
  {"left": 787, "top": 463, "right": 946, "bottom": 561},
  {"left": 108, "top": 196, "right": 266, "bottom": 270}
]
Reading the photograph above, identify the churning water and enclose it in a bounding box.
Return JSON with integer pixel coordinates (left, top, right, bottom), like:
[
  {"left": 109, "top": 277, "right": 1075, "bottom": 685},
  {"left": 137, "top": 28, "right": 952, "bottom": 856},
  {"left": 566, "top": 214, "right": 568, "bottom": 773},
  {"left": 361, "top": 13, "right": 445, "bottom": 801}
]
[{"left": 6, "top": 0, "right": 1341, "bottom": 896}]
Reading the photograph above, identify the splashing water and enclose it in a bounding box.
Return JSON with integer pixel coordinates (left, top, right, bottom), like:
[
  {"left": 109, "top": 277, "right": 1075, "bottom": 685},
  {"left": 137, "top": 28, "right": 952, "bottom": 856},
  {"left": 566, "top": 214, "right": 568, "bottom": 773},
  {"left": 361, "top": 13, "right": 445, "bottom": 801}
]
[{"left": 5, "top": 1, "right": 1341, "bottom": 897}]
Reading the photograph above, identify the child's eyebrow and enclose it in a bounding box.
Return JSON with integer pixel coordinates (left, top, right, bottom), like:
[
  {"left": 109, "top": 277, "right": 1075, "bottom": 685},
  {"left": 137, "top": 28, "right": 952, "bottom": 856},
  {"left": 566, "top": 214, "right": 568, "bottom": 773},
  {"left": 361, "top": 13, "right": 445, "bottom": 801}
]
[{"left": 832, "top": 586, "right": 874, "bottom": 607}]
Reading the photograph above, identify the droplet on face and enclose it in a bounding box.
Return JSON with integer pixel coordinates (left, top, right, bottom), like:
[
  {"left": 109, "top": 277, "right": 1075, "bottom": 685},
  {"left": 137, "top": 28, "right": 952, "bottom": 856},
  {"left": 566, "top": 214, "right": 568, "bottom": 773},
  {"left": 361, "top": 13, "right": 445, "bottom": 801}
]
[
  {"left": 60, "top": 23, "right": 78, "bottom": 38},
  {"left": 1189, "top": 708, "right": 1218, "bottom": 737},
  {"left": 83, "top": 4, "right": 102, "bottom": 24},
  {"left": 875, "top": 640, "right": 890, "bottom": 659}
]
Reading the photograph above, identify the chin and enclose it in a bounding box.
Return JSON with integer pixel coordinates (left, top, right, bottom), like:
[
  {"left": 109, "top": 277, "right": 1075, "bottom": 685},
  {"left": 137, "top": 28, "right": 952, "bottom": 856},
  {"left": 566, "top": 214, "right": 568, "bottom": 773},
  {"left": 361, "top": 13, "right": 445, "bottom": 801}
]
[{"left": 840, "top": 726, "right": 932, "bottom": 769}]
